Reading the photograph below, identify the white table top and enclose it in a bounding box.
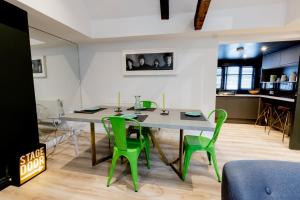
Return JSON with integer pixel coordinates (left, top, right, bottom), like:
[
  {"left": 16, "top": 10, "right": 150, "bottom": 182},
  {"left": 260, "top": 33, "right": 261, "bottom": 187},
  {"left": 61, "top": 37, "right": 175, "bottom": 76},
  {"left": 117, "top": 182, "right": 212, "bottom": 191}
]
[{"left": 62, "top": 106, "right": 215, "bottom": 132}]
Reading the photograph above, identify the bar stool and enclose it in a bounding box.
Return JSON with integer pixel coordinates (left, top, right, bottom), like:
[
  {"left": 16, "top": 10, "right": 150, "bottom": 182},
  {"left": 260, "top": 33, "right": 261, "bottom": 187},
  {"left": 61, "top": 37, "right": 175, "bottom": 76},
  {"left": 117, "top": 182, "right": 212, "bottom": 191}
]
[
  {"left": 255, "top": 103, "right": 273, "bottom": 132},
  {"left": 268, "top": 106, "right": 291, "bottom": 142}
]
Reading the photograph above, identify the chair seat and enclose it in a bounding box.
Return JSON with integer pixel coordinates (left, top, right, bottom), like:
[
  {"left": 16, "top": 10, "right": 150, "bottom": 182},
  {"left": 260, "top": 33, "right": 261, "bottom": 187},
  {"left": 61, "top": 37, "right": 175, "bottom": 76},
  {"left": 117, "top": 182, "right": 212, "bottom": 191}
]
[
  {"left": 125, "top": 138, "right": 146, "bottom": 152},
  {"left": 128, "top": 126, "right": 150, "bottom": 141},
  {"left": 278, "top": 106, "right": 290, "bottom": 111},
  {"left": 184, "top": 135, "right": 211, "bottom": 150},
  {"left": 127, "top": 137, "right": 145, "bottom": 144},
  {"left": 131, "top": 126, "right": 150, "bottom": 133},
  {"left": 264, "top": 103, "right": 272, "bottom": 107}
]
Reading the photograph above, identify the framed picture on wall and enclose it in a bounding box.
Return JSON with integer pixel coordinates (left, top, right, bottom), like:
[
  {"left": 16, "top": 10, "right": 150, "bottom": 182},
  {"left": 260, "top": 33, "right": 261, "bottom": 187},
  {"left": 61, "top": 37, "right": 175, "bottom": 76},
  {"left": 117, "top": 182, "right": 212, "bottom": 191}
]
[
  {"left": 123, "top": 49, "right": 176, "bottom": 76},
  {"left": 32, "top": 56, "right": 47, "bottom": 78}
]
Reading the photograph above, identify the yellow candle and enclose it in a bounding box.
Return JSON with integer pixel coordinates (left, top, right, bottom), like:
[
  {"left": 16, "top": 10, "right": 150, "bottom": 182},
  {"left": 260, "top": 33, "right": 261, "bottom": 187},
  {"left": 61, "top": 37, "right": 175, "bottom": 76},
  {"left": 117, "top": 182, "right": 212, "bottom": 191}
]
[
  {"left": 118, "top": 92, "right": 120, "bottom": 108},
  {"left": 162, "top": 93, "right": 166, "bottom": 111}
]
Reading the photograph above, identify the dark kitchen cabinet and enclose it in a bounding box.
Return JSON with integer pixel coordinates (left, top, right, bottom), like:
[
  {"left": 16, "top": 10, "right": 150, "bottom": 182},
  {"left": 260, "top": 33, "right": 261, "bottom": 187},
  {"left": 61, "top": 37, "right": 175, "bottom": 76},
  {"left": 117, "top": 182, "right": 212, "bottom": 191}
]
[
  {"left": 262, "top": 45, "right": 300, "bottom": 69},
  {"left": 262, "top": 52, "right": 281, "bottom": 69},
  {"left": 280, "top": 45, "right": 300, "bottom": 66},
  {"left": 216, "top": 96, "right": 259, "bottom": 123}
]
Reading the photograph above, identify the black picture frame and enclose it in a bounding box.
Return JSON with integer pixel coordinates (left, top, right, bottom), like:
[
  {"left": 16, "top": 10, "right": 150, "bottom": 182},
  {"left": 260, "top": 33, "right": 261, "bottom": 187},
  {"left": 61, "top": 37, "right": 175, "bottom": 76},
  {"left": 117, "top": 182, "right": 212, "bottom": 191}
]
[{"left": 123, "top": 49, "right": 176, "bottom": 76}]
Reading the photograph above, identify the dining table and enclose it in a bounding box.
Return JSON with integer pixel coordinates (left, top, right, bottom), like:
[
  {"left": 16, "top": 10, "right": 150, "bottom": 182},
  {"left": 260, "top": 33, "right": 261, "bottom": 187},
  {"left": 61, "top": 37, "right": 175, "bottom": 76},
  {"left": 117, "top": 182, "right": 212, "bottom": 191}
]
[{"left": 61, "top": 106, "right": 214, "bottom": 180}]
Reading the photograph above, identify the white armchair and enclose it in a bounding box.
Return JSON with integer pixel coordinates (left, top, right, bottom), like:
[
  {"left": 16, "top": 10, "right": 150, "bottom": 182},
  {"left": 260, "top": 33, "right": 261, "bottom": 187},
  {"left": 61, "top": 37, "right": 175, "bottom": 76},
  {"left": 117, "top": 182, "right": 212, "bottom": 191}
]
[{"left": 36, "top": 99, "right": 81, "bottom": 157}]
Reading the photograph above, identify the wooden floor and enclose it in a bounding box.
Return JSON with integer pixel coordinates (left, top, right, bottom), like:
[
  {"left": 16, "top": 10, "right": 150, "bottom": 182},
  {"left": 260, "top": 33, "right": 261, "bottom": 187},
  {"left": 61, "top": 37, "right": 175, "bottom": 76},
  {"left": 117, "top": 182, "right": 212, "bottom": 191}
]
[{"left": 1, "top": 123, "right": 300, "bottom": 200}]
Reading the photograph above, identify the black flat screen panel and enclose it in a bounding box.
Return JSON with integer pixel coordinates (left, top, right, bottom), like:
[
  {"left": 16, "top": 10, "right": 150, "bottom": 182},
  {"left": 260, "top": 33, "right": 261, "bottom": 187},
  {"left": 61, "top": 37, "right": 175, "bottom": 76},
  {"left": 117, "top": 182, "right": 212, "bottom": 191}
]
[{"left": 0, "top": 23, "right": 39, "bottom": 154}]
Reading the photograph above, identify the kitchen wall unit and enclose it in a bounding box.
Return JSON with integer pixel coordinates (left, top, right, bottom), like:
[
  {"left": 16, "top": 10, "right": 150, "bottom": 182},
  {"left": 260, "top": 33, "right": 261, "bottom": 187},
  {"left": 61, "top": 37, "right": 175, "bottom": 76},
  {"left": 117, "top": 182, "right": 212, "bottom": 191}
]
[
  {"left": 280, "top": 45, "right": 300, "bottom": 66},
  {"left": 262, "top": 52, "right": 281, "bottom": 69},
  {"left": 262, "top": 45, "right": 300, "bottom": 69}
]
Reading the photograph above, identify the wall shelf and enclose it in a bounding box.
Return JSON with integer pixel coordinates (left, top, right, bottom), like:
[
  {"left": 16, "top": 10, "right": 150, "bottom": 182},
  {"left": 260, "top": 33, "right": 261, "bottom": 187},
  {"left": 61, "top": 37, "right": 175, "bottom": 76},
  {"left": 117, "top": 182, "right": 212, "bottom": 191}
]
[{"left": 260, "top": 81, "right": 297, "bottom": 83}]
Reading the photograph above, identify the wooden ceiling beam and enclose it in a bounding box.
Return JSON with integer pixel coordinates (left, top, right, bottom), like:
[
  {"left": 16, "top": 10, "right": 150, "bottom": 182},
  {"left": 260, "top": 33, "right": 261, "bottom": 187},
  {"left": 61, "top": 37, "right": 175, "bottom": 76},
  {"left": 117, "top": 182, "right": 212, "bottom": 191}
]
[
  {"left": 160, "top": 0, "right": 169, "bottom": 20},
  {"left": 194, "top": 0, "right": 211, "bottom": 30}
]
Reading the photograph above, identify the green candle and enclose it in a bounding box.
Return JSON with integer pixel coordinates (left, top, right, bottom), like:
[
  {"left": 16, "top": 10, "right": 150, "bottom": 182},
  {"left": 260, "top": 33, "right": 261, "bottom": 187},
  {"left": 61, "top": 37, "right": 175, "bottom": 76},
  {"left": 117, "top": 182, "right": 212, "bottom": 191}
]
[
  {"left": 162, "top": 93, "right": 166, "bottom": 111},
  {"left": 118, "top": 92, "right": 120, "bottom": 108}
]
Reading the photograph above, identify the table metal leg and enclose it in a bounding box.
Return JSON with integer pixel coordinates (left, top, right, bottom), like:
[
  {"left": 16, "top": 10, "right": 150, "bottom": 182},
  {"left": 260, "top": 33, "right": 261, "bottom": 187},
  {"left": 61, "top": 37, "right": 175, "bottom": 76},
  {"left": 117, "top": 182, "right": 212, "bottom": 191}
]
[
  {"left": 137, "top": 128, "right": 185, "bottom": 180},
  {"left": 90, "top": 122, "right": 112, "bottom": 166},
  {"left": 149, "top": 131, "right": 169, "bottom": 165},
  {"left": 178, "top": 129, "right": 184, "bottom": 174},
  {"left": 90, "top": 123, "right": 97, "bottom": 166},
  {"left": 169, "top": 129, "right": 184, "bottom": 180}
]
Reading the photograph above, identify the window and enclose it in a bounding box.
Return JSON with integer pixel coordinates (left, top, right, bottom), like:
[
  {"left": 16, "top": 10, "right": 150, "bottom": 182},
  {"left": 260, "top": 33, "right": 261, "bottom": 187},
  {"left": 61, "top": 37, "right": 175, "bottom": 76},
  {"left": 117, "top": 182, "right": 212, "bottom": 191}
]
[
  {"left": 216, "top": 67, "right": 222, "bottom": 89},
  {"left": 217, "top": 65, "right": 255, "bottom": 91},
  {"left": 241, "top": 66, "right": 254, "bottom": 89},
  {"left": 225, "top": 66, "right": 239, "bottom": 90}
]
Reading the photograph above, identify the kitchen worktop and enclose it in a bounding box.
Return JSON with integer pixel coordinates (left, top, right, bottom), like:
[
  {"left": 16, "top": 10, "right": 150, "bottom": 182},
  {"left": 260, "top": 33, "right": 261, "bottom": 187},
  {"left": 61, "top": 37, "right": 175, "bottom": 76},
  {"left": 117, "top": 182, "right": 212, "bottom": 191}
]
[
  {"left": 216, "top": 94, "right": 295, "bottom": 102},
  {"left": 217, "top": 94, "right": 260, "bottom": 97}
]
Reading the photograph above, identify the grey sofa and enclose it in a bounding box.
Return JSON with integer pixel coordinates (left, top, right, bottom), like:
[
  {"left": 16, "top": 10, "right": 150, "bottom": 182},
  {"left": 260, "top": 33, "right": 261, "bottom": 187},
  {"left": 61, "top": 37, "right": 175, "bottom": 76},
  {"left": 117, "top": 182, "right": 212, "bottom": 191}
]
[{"left": 221, "top": 160, "right": 300, "bottom": 200}]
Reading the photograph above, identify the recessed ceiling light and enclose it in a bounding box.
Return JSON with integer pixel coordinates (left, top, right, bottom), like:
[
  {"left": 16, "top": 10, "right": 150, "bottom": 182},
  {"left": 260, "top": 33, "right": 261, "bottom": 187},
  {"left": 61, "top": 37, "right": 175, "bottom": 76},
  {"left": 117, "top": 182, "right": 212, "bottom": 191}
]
[
  {"left": 261, "top": 46, "right": 268, "bottom": 52},
  {"left": 243, "top": 54, "right": 247, "bottom": 59}
]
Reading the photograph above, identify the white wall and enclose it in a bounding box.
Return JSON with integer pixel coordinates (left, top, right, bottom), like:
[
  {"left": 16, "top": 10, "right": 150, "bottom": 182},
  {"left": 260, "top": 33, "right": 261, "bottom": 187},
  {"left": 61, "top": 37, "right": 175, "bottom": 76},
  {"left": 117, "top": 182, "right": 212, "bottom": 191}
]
[
  {"left": 31, "top": 45, "right": 82, "bottom": 113},
  {"left": 15, "top": 0, "right": 91, "bottom": 36},
  {"left": 79, "top": 38, "right": 218, "bottom": 118}
]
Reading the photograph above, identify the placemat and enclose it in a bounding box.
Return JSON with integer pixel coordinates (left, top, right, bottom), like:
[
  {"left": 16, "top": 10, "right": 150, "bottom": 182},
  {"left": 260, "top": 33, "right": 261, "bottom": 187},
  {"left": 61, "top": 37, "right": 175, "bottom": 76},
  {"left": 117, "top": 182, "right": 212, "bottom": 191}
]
[
  {"left": 115, "top": 114, "right": 148, "bottom": 122},
  {"left": 74, "top": 108, "right": 106, "bottom": 114},
  {"left": 180, "top": 112, "right": 206, "bottom": 121},
  {"left": 127, "top": 107, "right": 156, "bottom": 111}
]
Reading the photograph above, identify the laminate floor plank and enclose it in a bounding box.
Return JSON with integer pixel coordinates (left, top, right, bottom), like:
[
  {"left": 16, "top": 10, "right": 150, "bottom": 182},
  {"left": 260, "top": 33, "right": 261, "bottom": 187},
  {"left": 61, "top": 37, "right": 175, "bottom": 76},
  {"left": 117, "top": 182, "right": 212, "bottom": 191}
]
[{"left": 1, "top": 123, "right": 299, "bottom": 200}]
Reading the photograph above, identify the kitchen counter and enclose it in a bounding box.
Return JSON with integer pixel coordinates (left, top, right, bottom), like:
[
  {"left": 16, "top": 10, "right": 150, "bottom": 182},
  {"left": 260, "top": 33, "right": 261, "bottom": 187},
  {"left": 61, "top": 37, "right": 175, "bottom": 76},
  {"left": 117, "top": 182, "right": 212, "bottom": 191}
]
[
  {"left": 217, "top": 94, "right": 260, "bottom": 97},
  {"left": 216, "top": 94, "right": 295, "bottom": 123},
  {"left": 216, "top": 94, "right": 295, "bottom": 102},
  {"left": 216, "top": 95, "right": 259, "bottom": 123}
]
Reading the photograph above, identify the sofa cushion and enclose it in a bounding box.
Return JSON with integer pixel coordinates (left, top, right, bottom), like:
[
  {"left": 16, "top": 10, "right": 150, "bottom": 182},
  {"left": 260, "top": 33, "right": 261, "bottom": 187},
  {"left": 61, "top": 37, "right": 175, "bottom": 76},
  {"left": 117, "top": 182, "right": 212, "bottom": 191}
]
[{"left": 222, "top": 160, "right": 300, "bottom": 200}]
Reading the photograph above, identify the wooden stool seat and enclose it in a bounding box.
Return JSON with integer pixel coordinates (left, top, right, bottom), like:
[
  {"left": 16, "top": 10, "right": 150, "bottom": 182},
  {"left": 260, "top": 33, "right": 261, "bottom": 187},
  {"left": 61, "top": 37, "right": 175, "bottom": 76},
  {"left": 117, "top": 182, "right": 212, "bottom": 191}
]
[
  {"left": 264, "top": 103, "right": 272, "bottom": 107},
  {"left": 278, "top": 106, "right": 290, "bottom": 111}
]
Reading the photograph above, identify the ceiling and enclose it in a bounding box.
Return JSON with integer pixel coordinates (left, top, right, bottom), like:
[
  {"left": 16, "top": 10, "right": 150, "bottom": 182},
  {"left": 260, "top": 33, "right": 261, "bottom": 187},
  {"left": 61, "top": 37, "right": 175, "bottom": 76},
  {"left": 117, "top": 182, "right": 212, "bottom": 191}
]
[
  {"left": 211, "top": 0, "right": 283, "bottom": 9},
  {"left": 83, "top": 0, "right": 284, "bottom": 20},
  {"left": 29, "top": 28, "right": 76, "bottom": 49},
  {"left": 6, "top": 0, "right": 300, "bottom": 42},
  {"left": 218, "top": 40, "right": 300, "bottom": 60},
  {"left": 84, "top": 0, "right": 198, "bottom": 20}
]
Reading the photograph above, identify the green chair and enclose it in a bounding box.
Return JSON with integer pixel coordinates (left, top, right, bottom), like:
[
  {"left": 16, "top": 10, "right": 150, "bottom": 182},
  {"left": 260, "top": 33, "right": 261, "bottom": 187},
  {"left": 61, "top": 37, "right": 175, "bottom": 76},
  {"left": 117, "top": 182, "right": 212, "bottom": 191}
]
[
  {"left": 101, "top": 116, "right": 151, "bottom": 192},
  {"left": 140, "top": 100, "right": 158, "bottom": 109},
  {"left": 182, "top": 109, "right": 228, "bottom": 182},
  {"left": 129, "top": 100, "right": 157, "bottom": 145}
]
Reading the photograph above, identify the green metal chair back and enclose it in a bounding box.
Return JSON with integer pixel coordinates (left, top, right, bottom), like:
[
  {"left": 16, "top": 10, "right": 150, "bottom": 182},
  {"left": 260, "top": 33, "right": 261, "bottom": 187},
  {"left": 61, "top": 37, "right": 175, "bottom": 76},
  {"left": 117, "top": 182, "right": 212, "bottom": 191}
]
[
  {"left": 141, "top": 100, "right": 157, "bottom": 108},
  {"left": 101, "top": 116, "right": 142, "bottom": 151},
  {"left": 110, "top": 116, "right": 128, "bottom": 151},
  {"left": 206, "top": 109, "right": 227, "bottom": 148}
]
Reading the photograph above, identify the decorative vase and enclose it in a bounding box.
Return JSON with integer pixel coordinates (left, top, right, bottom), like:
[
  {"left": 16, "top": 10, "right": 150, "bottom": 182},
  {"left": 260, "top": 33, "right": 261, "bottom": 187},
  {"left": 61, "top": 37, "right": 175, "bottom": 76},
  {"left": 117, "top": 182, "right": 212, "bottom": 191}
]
[
  {"left": 289, "top": 72, "right": 297, "bottom": 82},
  {"left": 134, "top": 95, "right": 141, "bottom": 113}
]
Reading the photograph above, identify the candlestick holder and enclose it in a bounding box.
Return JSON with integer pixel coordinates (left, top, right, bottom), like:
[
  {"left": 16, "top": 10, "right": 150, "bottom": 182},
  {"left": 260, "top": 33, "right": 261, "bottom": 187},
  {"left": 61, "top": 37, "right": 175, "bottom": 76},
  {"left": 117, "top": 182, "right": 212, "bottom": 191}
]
[
  {"left": 160, "top": 109, "right": 169, "bottom": 115},
  {"left": 114, "top": 107, "right": 122, "bottom": 113}
]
